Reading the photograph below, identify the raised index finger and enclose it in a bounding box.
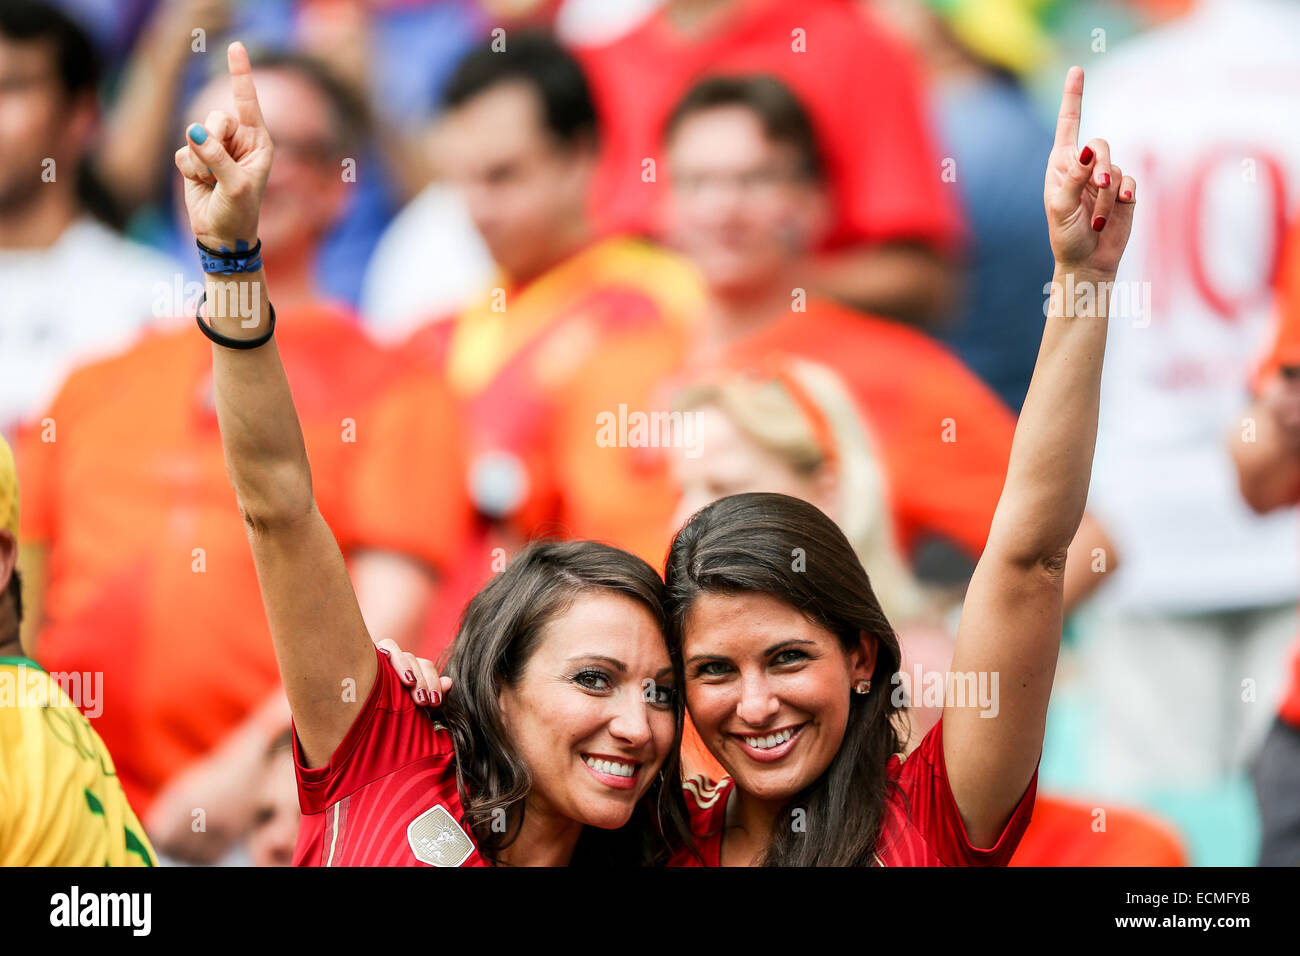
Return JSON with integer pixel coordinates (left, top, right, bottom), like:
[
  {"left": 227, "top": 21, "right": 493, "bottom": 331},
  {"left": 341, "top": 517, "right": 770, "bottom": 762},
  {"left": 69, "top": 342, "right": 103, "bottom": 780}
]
[
  {"left": 1054, "top": 65, "right": 1084, "bottom": 149},
  {"left": 226, "top": 41, "right": 266, "bottom": 131}
]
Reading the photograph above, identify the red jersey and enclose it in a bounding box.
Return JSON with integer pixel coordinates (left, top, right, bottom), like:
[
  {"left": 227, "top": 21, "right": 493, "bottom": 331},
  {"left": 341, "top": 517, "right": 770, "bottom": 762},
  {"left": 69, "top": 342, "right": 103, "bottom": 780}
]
[
  {"left": 292, "top": 645, "right": 487, "bottom": 867},
  {"left": 670, "top": 719, "right": 1036, "bottom": 866}
]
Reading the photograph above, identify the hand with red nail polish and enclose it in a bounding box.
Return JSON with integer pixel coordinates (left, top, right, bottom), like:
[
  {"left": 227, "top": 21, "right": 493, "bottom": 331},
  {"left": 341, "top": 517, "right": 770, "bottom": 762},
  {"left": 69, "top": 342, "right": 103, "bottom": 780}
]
[
  {"left": 1044, "top": 66, "right": 1137, "bottom": 277},
  {"left": 375, "top": 638, "right": 452, "bottom": 711}
]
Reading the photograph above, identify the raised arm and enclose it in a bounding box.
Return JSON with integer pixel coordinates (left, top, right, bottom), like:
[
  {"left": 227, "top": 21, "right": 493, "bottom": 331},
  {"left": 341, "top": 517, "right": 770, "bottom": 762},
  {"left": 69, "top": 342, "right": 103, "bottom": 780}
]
[
  {"left": 942, "top": 67, "right": 1136, "bottom": 846},
  {"left": 174, "top": 42, "right": 374, "bottom": 767}
]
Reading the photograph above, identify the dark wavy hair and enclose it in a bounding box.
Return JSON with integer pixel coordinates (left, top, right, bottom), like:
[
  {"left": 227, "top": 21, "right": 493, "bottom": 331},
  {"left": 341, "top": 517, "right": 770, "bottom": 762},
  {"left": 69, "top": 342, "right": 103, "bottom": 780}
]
[
  {"left": 440, "top": 539, "right": 692, "bottom": 866},
  {"left": 664, "top": 492, "right": 904, "bottom": 866}
]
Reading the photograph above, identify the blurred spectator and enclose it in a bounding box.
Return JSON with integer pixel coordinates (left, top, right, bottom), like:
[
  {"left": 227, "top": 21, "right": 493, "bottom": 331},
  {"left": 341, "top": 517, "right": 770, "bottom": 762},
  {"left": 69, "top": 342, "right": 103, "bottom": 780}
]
[
  {"left": 573, "top": 0, "right": 964, "bottom": 325},
  {"left": 245, "top": 730, "right": 300, "bottom": 867},
  {"left": 0, "top": 434, "right": 156, "bottom": 866},
  {"left": 348, "top": 33, "right": 704, "bottom": 656},
  {"left": 357, "top": 4, "right": 678, "bottom": 337},
  {"left": 14, "top": 52, "right": 471, "bottom": 862},
  {"left": 93, "top": 0, "right": 232, "bottom": 215},
  {"left": 93, "top": 0, "right": 488, "bottom": 307},
  {"left": 1070, "top": 0, "right": 1300, "bottom": 862},
  {"left": 0, "top": 0, "right": 182, "bottom": 439},
  {"left": 870, "top": 0, "right": 1056, "bottom": 412},
  {"left": 359, "top": 181, "right": 493, "bottom": 341},
  {"left": 672, "top": 359, "right": 929, "bottom": 626},
  {"left": 1231, "top": 213, "right": 1300, "bottom": 866}
]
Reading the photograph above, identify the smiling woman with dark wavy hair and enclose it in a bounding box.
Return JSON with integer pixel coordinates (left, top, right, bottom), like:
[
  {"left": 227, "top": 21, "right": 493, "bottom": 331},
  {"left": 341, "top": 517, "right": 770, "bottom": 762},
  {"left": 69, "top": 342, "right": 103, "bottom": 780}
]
[
  {"left": 654, "top": 62, "right": 1138, "bottom": 867},
  {"left": 171, "top": 42, "right": 692, "bottom": 867},
  {"left": 440, "top": 539, "right": 693, "bottom": 866}
]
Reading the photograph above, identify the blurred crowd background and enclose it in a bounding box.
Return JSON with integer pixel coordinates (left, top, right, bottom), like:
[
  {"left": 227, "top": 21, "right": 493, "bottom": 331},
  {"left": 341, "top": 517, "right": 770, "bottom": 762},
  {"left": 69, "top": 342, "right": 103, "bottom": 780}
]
[{"left": 3, "top": 0, "right": 1300, "bottom": 867}]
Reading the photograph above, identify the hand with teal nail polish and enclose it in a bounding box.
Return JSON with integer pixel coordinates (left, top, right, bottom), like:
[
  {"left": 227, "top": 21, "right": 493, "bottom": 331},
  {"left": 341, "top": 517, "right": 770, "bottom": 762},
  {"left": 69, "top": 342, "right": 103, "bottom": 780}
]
[{"left": 174, "top": 42, "right": 273, "bottom": 252}]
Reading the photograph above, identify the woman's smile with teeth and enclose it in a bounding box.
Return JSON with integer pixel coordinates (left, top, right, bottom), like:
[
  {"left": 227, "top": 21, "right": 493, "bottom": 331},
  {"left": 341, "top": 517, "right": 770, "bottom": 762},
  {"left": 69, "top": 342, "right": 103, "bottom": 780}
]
[
  {"left": 583, "top": 756, "right": 637, "bottom": 777},
  {"left": 744, "top": 727, "right": 796, "bottom": 749},
  {"left": 734, "top": 724, "right": 806, "bottom": 760}
]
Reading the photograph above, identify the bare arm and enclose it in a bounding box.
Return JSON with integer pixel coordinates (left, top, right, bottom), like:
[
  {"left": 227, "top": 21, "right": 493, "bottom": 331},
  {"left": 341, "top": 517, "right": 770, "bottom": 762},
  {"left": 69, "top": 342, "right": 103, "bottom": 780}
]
[
  {"left": 97, "top": 0, "right": 231, "bottom": 213},
  {"left": 943, "top": 66, "right": 1137, "bottom": 846},
  {"left": 174, "top": 43, "right": 374, "bottom": 768},
  {"left": 1231, "top": 379, "right": 1300, "bottom": 513}
]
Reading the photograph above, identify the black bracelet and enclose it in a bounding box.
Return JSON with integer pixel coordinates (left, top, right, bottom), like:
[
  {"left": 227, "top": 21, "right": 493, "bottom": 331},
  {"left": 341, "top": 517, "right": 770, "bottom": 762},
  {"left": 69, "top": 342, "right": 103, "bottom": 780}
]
[{"left": 195, "top": 290, "right": 276, "bottom": 350}]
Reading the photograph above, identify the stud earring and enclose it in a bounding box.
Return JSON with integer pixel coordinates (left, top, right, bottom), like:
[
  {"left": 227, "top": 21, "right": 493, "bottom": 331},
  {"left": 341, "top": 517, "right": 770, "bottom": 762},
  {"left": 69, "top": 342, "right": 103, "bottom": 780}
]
[{"left": 853, "top": 680, "right": 871, "bottom": 695}]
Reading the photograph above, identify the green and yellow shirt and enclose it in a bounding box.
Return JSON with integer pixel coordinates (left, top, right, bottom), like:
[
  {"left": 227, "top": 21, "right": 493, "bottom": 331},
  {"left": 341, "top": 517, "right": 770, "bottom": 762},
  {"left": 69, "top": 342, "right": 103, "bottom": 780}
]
[{"left": 0, "top": 657, "right": 154, "bottom": 866}]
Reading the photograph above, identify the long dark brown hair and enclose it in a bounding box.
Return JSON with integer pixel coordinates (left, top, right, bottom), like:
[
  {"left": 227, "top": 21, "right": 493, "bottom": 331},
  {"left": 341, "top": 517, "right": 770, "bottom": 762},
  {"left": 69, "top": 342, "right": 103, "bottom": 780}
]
[
  {"left": 665, "top": 492, "right": 904, "bottom": 866},
  {"left": 440, "top": 539, "right": 693, "bottom": 866}
]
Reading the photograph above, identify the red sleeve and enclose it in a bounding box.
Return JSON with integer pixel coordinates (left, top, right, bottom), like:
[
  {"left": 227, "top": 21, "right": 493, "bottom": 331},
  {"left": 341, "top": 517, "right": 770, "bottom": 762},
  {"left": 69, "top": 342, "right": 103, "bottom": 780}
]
[
  {"left": 292, "top": 644, "right": 452, "bottom": 814},
  {"left": 894, "top": 719, "right": 1037, "bottom": 867}
]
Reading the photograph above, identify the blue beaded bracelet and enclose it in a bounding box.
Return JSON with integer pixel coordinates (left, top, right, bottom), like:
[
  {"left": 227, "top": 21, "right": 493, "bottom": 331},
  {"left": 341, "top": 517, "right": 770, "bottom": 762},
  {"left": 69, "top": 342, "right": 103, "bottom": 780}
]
[{"left": 197, "top": 238, "right": 264, "bottom": 275}]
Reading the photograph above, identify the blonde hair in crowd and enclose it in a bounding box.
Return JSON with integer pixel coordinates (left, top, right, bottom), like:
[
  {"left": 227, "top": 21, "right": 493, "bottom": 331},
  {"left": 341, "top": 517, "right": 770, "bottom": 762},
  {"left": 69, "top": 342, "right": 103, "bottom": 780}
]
[{"left": 674, "top": 358, "right": 925, "bottom": 625}]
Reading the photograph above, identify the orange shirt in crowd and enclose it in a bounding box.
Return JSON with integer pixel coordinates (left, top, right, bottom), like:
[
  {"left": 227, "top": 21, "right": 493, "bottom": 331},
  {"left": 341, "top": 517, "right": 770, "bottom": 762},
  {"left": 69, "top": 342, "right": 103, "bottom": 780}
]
[
  {"left": 351, "top": 236, "right": 704, "bottom": 656},
  {"left": 15, "top": 305, "right": 471, "bottom": 814},
  {"left": 575, "top": 0, "right": 961, "bottom": 253},
  {"left": 1253, "top": 216, "right": 1300, "bottom": 729},
  {"left": 1009, "top": 795, "right": 1187, "bottom": 866},
  {"left": 560, "top": 295, "right": 1017, "bottom": 568}
]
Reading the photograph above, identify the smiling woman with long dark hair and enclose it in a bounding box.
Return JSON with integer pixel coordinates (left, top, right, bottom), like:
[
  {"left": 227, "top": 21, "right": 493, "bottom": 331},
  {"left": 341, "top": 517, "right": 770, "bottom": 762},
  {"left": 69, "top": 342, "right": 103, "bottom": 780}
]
[
  {"left": 657, "top": 63, "right": 1137, "bottom": 866},
  {"left": 439, "top": 540, "right": 692, "bottom": 866},
  {"left": 664, "top": 492, "right": 907, "bottom": 866},
  {"left": 172, "top": 42, "right": 691, "bottom": 867}
]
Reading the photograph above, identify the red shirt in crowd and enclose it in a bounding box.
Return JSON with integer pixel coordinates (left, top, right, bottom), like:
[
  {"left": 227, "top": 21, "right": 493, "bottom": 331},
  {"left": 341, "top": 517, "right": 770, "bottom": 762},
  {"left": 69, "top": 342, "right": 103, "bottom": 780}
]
[{"left": 575, "top": 0, "right": 961, "bottom": 252}]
